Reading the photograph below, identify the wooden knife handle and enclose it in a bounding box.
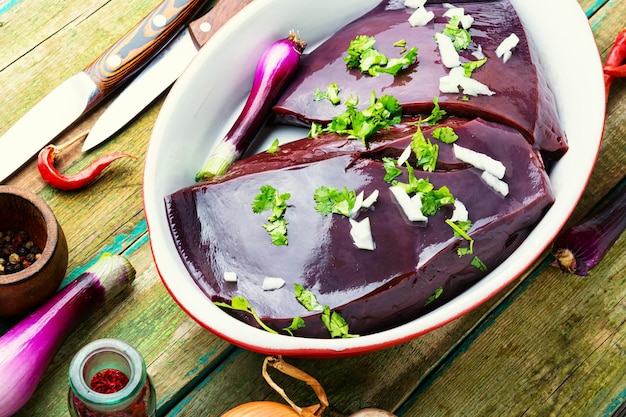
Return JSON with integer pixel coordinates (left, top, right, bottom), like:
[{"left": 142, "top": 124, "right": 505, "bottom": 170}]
[
  {"left": 187, "top": 0, "right": 255, "bottom": 49},
  {"left": 84, "top": 0, "right": 205, "bottom": 101}
]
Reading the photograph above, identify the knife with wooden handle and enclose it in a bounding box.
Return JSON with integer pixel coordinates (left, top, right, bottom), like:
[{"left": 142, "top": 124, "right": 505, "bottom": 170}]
[
  {"left": 82, "top": 0, "right": 255, "bottom": 151},
  {"left": 0, "top": 0, "right": 207, "bottom": 182}
]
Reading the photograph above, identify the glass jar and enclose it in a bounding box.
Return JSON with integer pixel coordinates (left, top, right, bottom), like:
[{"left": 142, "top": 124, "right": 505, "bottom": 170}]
[{"left": 68, "top": 338, "right": 156, "bottom": 417}]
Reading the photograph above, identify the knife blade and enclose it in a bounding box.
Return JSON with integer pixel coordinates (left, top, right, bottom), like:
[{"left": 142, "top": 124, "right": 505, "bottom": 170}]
[
  {"left": 0, "top": 0, "right": 207, "bottom": 182},
  {"left": 81, "top": 0, "right": 254, "bottom": 152}
]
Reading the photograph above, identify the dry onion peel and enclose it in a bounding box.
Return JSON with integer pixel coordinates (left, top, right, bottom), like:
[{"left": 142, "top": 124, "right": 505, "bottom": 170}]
[{"left": 221, "top": 355, "right": 328, "bottom": 417}]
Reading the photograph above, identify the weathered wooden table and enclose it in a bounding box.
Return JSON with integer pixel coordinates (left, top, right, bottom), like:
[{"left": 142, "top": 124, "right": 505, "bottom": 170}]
[{"left": 1, "top": 0, "right": 624, "bottom": 415}]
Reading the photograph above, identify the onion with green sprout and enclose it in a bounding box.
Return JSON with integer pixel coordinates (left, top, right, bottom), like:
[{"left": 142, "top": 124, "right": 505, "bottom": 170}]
[{"left": 195, "top": 31, "right": 306, "bottom": 182}]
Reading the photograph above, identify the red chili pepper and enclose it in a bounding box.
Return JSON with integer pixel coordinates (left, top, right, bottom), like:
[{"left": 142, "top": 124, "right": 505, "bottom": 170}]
[
  {"left": 603, "top": 28, "right": 626, "bottom": 101},
  {"left": 605, "top": 64, "right": 626, "bottom": 78},
  {"left": 37, "top": 144, "right": 136, "bottom": 191}
]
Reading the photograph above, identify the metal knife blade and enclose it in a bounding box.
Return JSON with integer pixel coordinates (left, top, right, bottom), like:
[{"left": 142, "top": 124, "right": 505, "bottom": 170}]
[
  {"left": 82, "top": 0, "right": 254, "bottom": 152},
  {"left": 0, "top": 0, "right": 206, "bottom": 182}
]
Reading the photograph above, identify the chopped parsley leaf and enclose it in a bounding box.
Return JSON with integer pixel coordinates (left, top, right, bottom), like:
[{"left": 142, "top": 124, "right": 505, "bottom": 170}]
[
  {"left": 295, "top": 284, "right": 324, "bottom": 312},
  {"left": 423, "top": 97, "right": 447, "bottom": 125},
  {"left": 322, "top": 92, "right": 402, "bottom": 144},
  {"left": 392, "top": 164, "right": 434, "bottom": 195},
  {"left": 411, "top": 124, "right": 439, "bottom": 172},
  {"left": 445, "top": 218, "right": 475, "bottom": 256},
  {"left": 462, "top": 57, "right": 488, "bottom": 77},
  {"left": 308, "top": 121, "right": 324, "bottom": 138},
  {"left": 394, "top": 39, "right": 407, "bottom": 53},
  {"left": 295, "top": 285, "right": 358, "bottom": 338},
  {"left": 383, "top": 157, "right": 403, "bottom": 183},
  {"left": 432, "top": 126, "right": 458, "bottom": 144},
  {"left": 266, "top": 138, "right": 280, "bottom": 153},
  {"left": 263, "top": 218, "right": 288, "bottom": 246},
  {"left": 313, "top": 185, "right": 357, "bottom": 217},
  {"left": 283, "top": 317, "right": 306, "bottom": 336},
  {"left": 425, "top": 286, "right": 443, "bottom": 306},
  {"left": 391, "top": 164, "right": 455, "bottom": 217},
  {"left": 322, "top": 306, "right": 359, "bottom": 338},
  {"left": 378, "top": 47, "right": 418, "bottom": 76},
  {"left": 442, "top": 16, "right": 472, "bottom": 51},
  {"left": 344, "top": 35, "right": 418, "bottom": 77},
  {"left": 344, "top": 35, "right": 377, "bottom": 69},
  {"left": 471, "top": 256, "right": 488, "bottom": 271},
  {"left": 420, "top": 185, "right": 455, "bottom": 216},
  {"left": 314, "top": 82, "right": 342, "bottom": 105},
  {"left": 215, "top": 296, "right": 278, "bottom": 334},
  {"left": 252, "top": 185, "right": 291, "bottom": 245}
]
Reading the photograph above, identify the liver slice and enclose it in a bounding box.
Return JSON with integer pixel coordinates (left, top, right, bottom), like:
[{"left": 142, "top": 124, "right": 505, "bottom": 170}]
[{"left": 165, "top": 118, "right": 554, "bottom": 337}]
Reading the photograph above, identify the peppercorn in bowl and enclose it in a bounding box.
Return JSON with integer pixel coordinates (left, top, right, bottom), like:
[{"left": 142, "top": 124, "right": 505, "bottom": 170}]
[{"left": 0, "top": 186, "right": 68, "bottom": 316}]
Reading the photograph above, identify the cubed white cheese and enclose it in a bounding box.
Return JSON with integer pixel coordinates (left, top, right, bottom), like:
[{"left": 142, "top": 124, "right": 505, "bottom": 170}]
[
  {"left": 457, "top": 75, "right": 495, "bottom": 96},
  {"left": 408, "top": 6, "right": 435, "bottom": 27},
  {"left": 404, "top": 0, "right": 427, "bottom": 8},
  {"left": 361, "top": 189, "right": 380, "bottom": 209},
  {"left": 350, "top": 191, "right": 365, "bottom": 218},
  {"left": 349, "top": 217, "right": 376, "bottom": 250},
  {"left": 435, "top": 33, "right": 461, "bottom": 68},
  {"left": 450, "top": 199, "right": 469, "bottom": 222},
  {"left": 459, "top": 13, "right": 474, "bottom": 29},
  {"left": 481, "top": 171, "right": 509, "bottom": 196},
  {"left": 453, "top": 143, "right": 506, "bottom": 179},
  {"left": 224, "top": 271, "right": 237, "bottom": 282},
  {"left": 397, "top": 144, "right": 412, "bottom": 166},
  {"left": 439, "top": 66, "right": 494, "bottom": 96},
  {"left": 390, "top": 186, "right": 428, "bottom": 222},
  {"left": 471, "top": 44, "right": 485, "bottom": 60},
  {"left": 496, "top": 33, "right": 520, "bottom": 63},
  {"left": 443, "top": 7, "right": 464, "bottom": 18},
  {"left": 262, "top": 277, "right": 286, "bottom": 291}
]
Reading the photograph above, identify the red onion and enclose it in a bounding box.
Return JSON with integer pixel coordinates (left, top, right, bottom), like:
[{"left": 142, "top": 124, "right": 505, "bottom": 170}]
[
  {"left": 0, "top": 253, "right": 135, "bottom": 416},
  {"left": 552, "top": 179, "right": 626, "bottom": 276},
  {"left": 196, "top": 31, "right": 306, "bottom": 181}
]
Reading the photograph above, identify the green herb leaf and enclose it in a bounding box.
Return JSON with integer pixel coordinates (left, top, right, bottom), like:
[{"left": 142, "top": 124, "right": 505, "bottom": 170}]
[
  {"left": 411, "top": 124, "right": 439, "bottom": 172},
  {"left": 471, "top": 256, "right": 488, "bottom": 271},
  {"left": 322, "top": 92, "right": 402, "bottom": 144},
  {"left": 442, "top": 16, "right": 472, "bottom": 50},
  {"left": 314, "top": 82, "right": 342, "bottom": 105},
  {"left": 462, "top": 57, "right": 488, "bottom": 77},
  {"left": 423, "top": 97, "right": 446, "bottom": 125},
  {"left": 383, "top": 157, "right": 403, "bottom": 183},
  {"left": 344, "top": 35, "right": 377, "bottom": 69},
  {"left": 309, "top": 121, "right": 324, "bottom": 138},
  {"left": 394, "top": 39, "right": 407, "bottom": 53},
  {"left": 321, "top": 306, "right": 359, "bottom": 338},
  {"left": 263, "top": 218, "right": 289, "bottom": 246},
  {"left": 252, "top": 185, "right": 291, "bottom": 245},
  {"left": 445, "top": 218, "right": 475, "bottom": 256},
  {"left": 425, "top": 286, "right": 443, "bottom": 306},
  {"left": 457, "top": 245, "right": 474, "bottom": 256},
  {"left": 420, "top": 186, "right": 455, "bottom": 216},
  {"left": 344, "top": 35, "right": 418, "bottom": 77},
  {"left": 283, "top": 317, "right": 306, "bottom": 336},
  {"left": 252, "top": 185, "right": 278, "bottom": 213},
  {"left": 295, "top": 283, "right": 324, "bottom": 312},
  {"left": 392, "top": 165, "right": 434, "bottom": 195},
  {"left": 313, "top": 185, "right": 357, "bottom": 217},
  {"left": 266, "top": 138, "right": 281, "bottom": 153},
  {"left": 431, "top": 126, "right": 458, "bottom": 144},
  {"left": 378, "top": 46, "right": 418, "bottom": 76},
  {"left": 214, "top": 296, "right": 278, "bottom": 334}
]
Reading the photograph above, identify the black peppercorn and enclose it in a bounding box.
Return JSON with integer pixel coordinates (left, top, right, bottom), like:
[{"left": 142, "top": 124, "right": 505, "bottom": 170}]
[{"left": 0, "top": 230, "right": 42, "bottom": 275}]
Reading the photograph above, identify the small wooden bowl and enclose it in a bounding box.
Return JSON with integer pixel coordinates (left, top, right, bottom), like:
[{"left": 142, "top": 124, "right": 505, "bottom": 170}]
[{"left": 0, "top": 186, "right": 68, "bottom": 317}]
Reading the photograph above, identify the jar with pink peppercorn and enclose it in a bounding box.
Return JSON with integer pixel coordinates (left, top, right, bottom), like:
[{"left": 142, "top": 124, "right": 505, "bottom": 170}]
[{"left": 68, "top": 338, "right": 156, "bottom": 417}]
